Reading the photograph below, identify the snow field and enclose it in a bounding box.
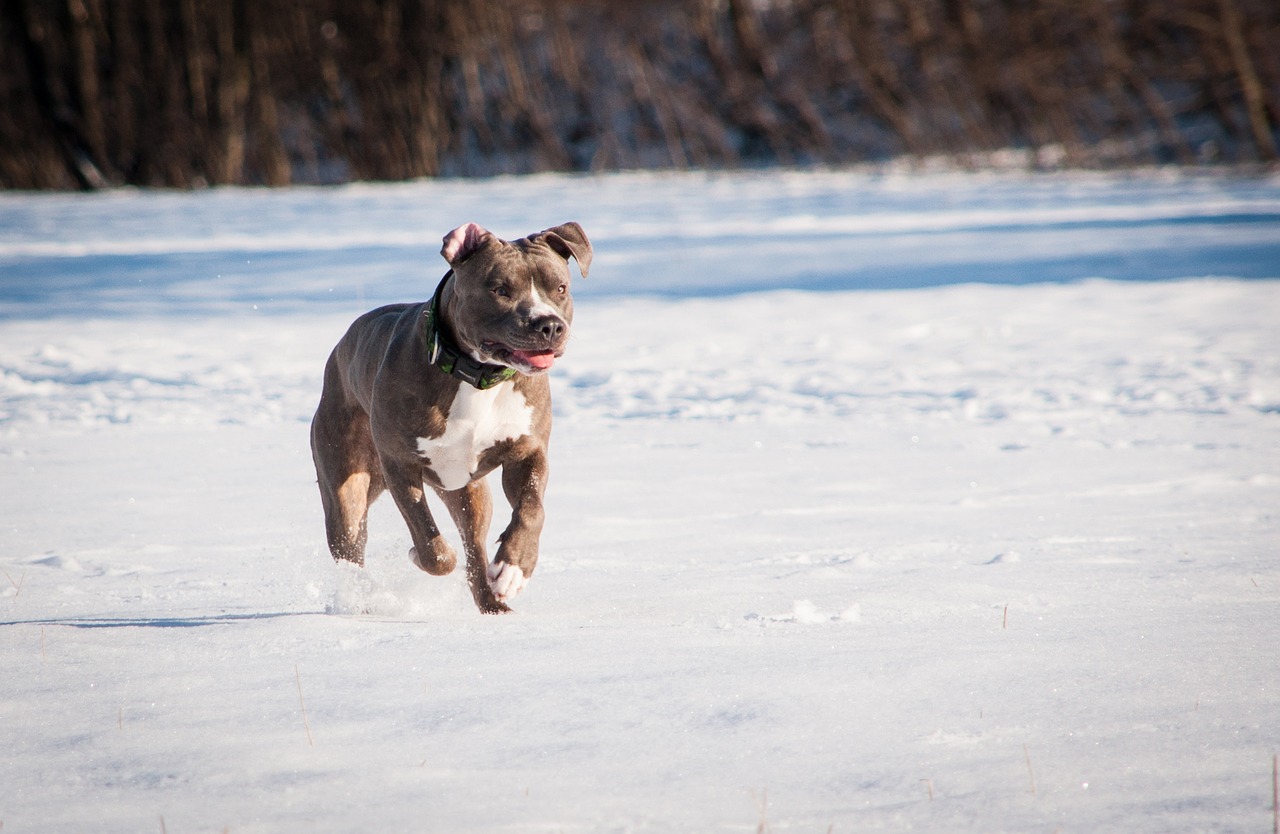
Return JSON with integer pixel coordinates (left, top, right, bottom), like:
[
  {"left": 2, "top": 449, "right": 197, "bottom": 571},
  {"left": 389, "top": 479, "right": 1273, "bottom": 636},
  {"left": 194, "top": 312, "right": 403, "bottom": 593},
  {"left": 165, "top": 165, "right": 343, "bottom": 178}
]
[{"left": 1, "top": 168, "right": 1279, "bottom": 832}]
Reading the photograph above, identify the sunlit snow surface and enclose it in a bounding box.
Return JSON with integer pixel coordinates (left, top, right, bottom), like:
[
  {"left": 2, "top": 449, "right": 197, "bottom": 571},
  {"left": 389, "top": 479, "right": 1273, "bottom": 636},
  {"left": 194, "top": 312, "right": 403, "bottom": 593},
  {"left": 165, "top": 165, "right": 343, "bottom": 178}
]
[{"left": 2, "top": 169, "right": 1278, "bottom": 832}]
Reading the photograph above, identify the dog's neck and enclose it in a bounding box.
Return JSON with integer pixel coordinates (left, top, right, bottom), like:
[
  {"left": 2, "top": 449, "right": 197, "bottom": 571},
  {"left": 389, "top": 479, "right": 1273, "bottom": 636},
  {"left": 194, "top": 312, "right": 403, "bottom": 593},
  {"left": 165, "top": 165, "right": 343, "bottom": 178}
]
[{"left": 425, "top": 271, "right": 518, "bottom": 390}]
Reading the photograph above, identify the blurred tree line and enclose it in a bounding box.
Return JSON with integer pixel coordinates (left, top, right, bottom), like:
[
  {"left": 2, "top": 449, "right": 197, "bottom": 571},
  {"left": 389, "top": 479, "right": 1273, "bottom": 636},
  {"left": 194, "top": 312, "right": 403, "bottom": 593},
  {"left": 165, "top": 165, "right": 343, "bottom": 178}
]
[{"left": 2, "top": 0, "right": 1276, "bottom": 189}]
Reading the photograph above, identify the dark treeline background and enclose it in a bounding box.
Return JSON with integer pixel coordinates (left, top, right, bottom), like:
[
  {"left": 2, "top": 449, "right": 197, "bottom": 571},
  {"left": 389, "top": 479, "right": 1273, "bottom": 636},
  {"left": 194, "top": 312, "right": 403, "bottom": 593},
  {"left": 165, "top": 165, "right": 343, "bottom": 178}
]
[{"left": 2, "top": 0, "right": 1277, "bottom": 190}]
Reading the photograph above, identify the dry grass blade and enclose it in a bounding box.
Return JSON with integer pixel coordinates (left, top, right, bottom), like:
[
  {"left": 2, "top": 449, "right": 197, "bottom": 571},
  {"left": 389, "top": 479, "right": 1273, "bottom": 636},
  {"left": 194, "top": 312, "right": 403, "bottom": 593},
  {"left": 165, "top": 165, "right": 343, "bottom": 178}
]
[
  {"left": 3, "top": 570, "right": 25, "bottom": 597},
  {"left": 296, "top": 664, "right": 314, "bottom": 747}
]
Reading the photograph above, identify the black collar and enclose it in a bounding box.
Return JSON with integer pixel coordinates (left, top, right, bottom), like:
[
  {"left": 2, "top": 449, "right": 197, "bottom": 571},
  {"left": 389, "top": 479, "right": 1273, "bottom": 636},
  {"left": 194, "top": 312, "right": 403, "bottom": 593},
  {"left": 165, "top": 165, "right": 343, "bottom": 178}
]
[{"left": 424, "top": 272, "right": 518, "bottom": 390}]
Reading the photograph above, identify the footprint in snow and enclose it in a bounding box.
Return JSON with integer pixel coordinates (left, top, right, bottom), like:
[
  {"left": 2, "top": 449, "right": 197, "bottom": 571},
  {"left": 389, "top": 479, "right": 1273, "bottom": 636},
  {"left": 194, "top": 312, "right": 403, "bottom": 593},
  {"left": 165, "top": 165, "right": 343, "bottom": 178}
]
[{"left": 744, "top": 599, "right": 860, "bottom": 625}]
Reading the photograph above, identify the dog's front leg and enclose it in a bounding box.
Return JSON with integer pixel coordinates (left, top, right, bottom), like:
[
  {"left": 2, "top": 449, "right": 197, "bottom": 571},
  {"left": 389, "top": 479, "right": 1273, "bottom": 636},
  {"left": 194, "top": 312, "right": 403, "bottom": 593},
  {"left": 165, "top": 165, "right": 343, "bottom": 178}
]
[
  {"left": 436, "top": 480, "right": 512, "bottom": 615},
  {"left": 380, "top": 456, "right": 458, "bottom": 576},
  {"left": 490, "top": 449, "right": 549, "bottom": 604}
]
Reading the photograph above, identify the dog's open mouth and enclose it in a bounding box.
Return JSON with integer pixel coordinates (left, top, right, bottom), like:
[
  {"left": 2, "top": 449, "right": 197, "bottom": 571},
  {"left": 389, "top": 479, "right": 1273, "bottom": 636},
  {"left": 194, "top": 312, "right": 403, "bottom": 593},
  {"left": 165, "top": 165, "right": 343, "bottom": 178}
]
[{"left": 484, "top": 342, "right": 559, "bottom": 372}]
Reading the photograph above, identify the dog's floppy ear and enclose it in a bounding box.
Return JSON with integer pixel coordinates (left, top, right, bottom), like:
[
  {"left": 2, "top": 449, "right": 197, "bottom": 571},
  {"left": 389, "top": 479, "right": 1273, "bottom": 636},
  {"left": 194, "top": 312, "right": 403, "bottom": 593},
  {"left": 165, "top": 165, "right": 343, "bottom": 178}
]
[
  {"left": 441, "top": 222, "right": 493, "bottom": 266},
  {"left": 536, "top": 222, "right": 592, "bottom": 279}
]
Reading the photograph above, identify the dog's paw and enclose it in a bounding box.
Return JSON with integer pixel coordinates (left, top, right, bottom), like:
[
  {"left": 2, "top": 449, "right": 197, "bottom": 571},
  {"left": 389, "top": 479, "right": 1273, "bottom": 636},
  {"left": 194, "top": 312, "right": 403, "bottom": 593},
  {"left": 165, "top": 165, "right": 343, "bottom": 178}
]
[
  {"left": 486, "top": 561, "right": 527, "bottom": 602},
  {"left": 409, "top": 538, "right": 457, "bottom": 576}
]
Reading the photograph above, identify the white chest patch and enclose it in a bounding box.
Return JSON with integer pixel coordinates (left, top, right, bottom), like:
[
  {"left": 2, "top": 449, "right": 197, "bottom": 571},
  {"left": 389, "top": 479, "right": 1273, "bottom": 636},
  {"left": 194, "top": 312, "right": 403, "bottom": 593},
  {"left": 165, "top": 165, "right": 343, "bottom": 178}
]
[{"left": 417, "top": 384, "right": 533, "bottom": 491}]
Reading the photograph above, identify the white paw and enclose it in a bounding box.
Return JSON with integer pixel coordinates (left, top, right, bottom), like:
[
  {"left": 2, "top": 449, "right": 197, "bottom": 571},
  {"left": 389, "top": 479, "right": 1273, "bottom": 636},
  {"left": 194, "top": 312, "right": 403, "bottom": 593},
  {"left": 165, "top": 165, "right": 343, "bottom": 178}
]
[{"left": 486, "top": 561, "right": 527, "bottom": 602}]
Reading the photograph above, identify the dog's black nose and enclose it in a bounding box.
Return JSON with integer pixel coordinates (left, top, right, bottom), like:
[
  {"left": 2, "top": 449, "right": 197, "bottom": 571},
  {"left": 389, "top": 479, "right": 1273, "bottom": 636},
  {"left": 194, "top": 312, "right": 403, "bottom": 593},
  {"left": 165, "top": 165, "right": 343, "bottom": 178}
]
[{"left": 531, "top": 315, "right": 566, "bottom": 342}]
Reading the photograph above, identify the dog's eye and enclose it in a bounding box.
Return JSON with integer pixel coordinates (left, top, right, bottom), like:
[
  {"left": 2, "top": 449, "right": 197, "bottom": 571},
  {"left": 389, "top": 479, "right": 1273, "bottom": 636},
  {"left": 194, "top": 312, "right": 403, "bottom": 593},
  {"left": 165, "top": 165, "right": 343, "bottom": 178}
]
[
  {"left": 492, "top": 286, "right": 511, "bottom": 298},
  {"left": 555, "top": 284, "right": 567, "bottom": 296}
]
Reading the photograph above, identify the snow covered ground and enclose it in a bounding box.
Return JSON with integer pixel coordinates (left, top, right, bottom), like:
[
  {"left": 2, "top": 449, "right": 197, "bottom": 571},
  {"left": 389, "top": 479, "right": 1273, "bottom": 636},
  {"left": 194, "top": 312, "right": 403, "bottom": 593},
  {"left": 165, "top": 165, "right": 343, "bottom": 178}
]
[{"left": 1, "top": 168, "right": 1279, "bottom": 833}]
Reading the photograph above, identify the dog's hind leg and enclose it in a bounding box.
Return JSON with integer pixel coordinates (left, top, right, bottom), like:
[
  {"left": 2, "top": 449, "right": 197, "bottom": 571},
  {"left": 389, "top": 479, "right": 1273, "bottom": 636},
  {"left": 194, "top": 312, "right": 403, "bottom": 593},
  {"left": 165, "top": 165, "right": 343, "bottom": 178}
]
[
  {"left": 312, "top": 387, "right": 383, "bottom": 566},
  {"left": 320, "top": 469, "right": 379, "bottom": 565},
  {"left": 315, "top": 458, "right": 381, "bottom": 566}
]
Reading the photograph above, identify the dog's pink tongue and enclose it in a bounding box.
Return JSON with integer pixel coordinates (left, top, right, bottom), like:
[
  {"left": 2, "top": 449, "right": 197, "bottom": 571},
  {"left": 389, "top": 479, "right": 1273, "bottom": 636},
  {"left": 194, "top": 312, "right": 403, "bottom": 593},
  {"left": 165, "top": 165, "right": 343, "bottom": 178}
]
[{"left": 514, "top": 349, "right": 556, "bottom": 370}]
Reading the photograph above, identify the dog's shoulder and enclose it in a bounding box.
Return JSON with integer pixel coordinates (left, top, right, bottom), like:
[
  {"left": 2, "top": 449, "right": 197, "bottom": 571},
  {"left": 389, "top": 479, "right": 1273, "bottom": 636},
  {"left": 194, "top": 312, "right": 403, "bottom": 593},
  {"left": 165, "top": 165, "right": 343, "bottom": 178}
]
[
  {"left": 346, "top": 302, "right": 422, "bottom": 333},
  {"left": 338, "top": 302, "right": 426, "bottom": 354}
]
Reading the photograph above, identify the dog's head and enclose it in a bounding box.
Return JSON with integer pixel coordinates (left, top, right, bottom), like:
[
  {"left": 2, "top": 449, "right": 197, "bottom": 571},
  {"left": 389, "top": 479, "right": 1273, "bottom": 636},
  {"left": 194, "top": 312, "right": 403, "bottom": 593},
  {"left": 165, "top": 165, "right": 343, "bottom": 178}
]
[{"left": 439, "top": 222, "right": 591, "bottom": 375}]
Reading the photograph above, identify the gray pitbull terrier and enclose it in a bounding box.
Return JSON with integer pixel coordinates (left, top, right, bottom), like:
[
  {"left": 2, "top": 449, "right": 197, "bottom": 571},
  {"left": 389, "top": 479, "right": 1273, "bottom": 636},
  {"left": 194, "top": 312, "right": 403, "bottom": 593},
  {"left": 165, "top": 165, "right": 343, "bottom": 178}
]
[{"left": 310, "top": 222, "right": 591, "bottom": 614}]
